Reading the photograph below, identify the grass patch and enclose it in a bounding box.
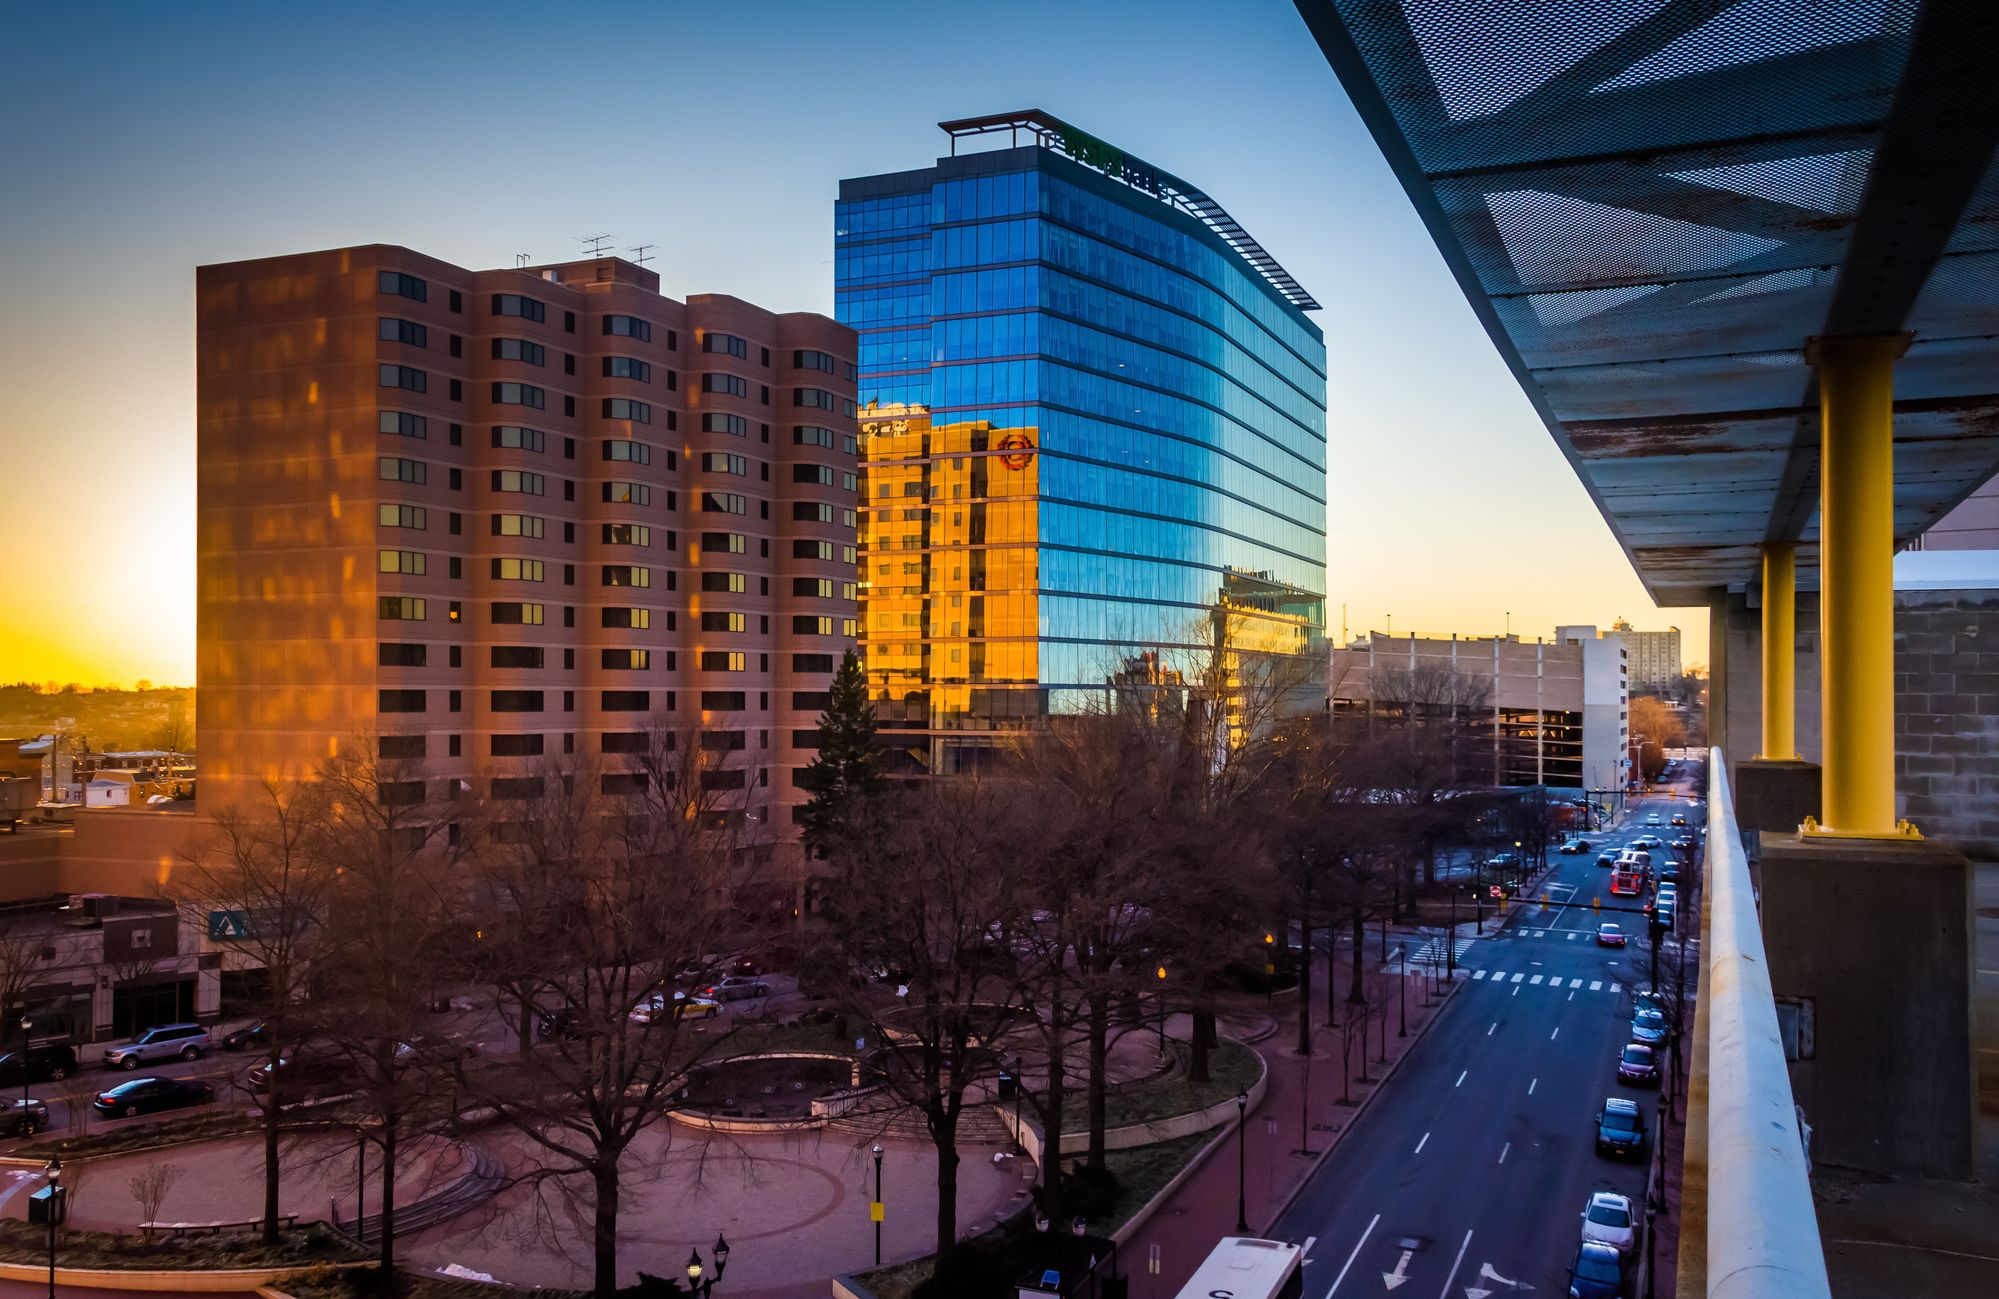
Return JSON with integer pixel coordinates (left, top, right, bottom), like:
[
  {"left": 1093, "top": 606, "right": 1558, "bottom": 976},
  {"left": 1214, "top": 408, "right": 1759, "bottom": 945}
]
[
  {"left": 16, "top": 1108, "right": 265, "bottom": 1160},
  {"left": 708, "top": 1017, "right": 861, "bottom": 1060},
  {"left": 1061, "top": 1038, "right": 1261, "bottom": 1130},
  {"left": 0, "top": 1219, "right": 366, "bottom": 1270},
  {"left": 853, "top": 1130, "right": 1215, "bottom": 1299},
  {"left": 283, "top": 1271, "right": 590, "bottom": 1299}
]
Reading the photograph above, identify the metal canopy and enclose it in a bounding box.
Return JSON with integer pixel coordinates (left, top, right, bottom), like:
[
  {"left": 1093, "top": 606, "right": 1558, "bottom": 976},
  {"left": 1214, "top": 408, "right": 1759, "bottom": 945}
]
[{"left": 1294, "top": 0, "right": 1999, "bottom": 603}]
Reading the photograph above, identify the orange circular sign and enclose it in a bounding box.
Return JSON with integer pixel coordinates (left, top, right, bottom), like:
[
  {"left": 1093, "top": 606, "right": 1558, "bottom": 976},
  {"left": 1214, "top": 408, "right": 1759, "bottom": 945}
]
[{"left": 998, "top": 432, "right": 1035, "bottom": 471}]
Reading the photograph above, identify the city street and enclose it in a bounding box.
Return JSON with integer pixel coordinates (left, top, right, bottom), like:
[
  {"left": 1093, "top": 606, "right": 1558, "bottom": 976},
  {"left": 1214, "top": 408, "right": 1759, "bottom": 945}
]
[{"left": 1273, "top": 780, "right": 1700, "bottom": 1298}]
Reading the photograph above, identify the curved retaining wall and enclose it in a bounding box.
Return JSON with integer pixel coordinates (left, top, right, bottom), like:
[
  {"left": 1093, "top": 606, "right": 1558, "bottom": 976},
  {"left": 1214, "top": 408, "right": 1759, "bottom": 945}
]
[{"left": 998, "top": 1048, "right": 1269, "bottom": 1166}]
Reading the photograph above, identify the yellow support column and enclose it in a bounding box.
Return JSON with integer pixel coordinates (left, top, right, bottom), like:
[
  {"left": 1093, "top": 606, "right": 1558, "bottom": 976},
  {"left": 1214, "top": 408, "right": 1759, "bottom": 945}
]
[
  {"left": 1807, "top": 333, "right": 1915, "bottom": 838},
  {"left": 1758, "top": 540, "right": 1798, "bottom": 761}
]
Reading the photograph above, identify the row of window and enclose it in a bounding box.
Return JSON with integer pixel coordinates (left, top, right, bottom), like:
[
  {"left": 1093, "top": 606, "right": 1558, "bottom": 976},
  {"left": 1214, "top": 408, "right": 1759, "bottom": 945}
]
[{"left": 380, "top": 663, "right": 833, "bottom": 718}]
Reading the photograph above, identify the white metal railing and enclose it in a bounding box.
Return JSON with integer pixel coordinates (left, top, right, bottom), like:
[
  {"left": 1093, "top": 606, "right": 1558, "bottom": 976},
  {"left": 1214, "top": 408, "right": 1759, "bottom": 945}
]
[{"left": 1703, "top": 751, "right": 1832, "bottom": 1299}]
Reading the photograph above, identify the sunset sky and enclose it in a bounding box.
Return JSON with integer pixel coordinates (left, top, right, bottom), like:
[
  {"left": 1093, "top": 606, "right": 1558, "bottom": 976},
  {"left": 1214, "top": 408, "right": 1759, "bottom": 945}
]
[{"left": 0, "top": 0, "right": 1706, "bottom": 688}]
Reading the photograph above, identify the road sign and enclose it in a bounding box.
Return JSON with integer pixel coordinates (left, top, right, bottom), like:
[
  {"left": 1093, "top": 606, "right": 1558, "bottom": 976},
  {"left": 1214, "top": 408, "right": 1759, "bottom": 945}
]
[
  {"left": 1488, "top": 885, "right": 1503, "bottom": 898},
  {"left": 207, "top": 909, "right": 252, "bottom": 940}
]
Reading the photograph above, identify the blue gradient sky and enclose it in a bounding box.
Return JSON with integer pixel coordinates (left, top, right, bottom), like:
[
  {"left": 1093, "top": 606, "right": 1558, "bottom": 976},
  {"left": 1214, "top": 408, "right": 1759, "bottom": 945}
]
[{"left": 0, "top": 0, "right": 1704, "bottom": 686}]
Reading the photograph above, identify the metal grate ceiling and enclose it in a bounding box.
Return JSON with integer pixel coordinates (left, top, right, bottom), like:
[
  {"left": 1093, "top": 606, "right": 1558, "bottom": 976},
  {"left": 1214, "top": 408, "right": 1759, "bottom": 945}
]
[{"left": 1295, "top": 0, "right": 1999, "bottom": 603}]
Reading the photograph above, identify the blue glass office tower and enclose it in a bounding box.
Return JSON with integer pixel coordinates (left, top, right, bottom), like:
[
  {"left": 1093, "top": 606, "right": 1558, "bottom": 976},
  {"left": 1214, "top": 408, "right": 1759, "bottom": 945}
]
[{"left": 837, "top": 112, "right": 1327, "bottom": 772}]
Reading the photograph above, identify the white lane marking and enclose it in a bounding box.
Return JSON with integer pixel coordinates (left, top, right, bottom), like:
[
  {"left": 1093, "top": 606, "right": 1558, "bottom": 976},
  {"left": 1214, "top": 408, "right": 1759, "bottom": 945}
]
[
  {"left": 1610, "top": 982, "right": 1622, "bottom": 993},
  {"left": 1473, "top": 970, "right": 1487, "bottom": 980},
  {"left": 1569, "top": 991, "right": 1576, "bottom": 1002},
  {"left": 1324, "top": 1211, "right": 1379, "bottom": 1297},
  {"left": 1512, "top": 986, "right": 1520, "bottom": 997},
  {"left": 1570, "top": 978, "right": 1584, "bottom": 988},
  {"left": 1528, "top": 1078, "right": 1537, "bottom": 1095},
  {"left": 1456, "top": 1070, "right": 1467, "bottom": 1088},
  {"left": 1550, "top": 1026, "right": 1560, "bottom": 1041},
  {"left": 1509, "top": 973, "right": 1524, "bottom": 983},
  {"left": 1590, "top": 980, "right": 1603, "bottom": 991},
  {"left": 1414, "top": 1131, "right": 1429, "bottom": 1154},
  {"left": 1488, "top": 1023, "right": 1497, "bottom": 1036},
  {"left": 1567, "top": 932, "right": 1579, "bottom": 941},
  {"left": 1529, "top": 975, "right": 1543, "bottom": 985},
  {"left": 1303, "top": 1235, "right": 1317, "bottom": 1260},
  {"left": 1436, "top": 1229, "right": 1474, "bottom": 1299},
  {"left": 1498, "top": 1142, "right": 1510, "bottom": 1164}
]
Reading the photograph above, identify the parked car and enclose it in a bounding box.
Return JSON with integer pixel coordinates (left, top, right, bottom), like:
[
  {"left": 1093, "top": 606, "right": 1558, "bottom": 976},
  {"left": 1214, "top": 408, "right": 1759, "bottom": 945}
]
[
  {"left": 1616, "top": 1043, "right": 1659, "bottom": 1086},
  {"left": 1594, "top": 1096, "right": 1649, "bottom": 1158},
  {"left": 1597, "top": 923, "right": 1626, "bottom": 947},
  {"left": 221, "top": 1021, "right": 269, "bottom": 1052},
  {"left": 1656, "top": 861, "right": 1680, "bottom": 884},
  {"left": 1568, "top": 1241, "right": 1626, "bottom": 1299},
  {"left": 1596, "top": 850, "right": 1618, "bottom": 867},
  {"left": 0, "top": 1098, "right": 50, "bottom": 1137},
  {"left": 104, "top": 1024, "right": 211, "bottom": 1070},
  {"left": 632, "top": 993, "right": 722, "bottom": 1024},
  {"left": 730, "top": 955, "right": 769, "bottom": 977},
  {"left": 1580, "top": 1190, "right": 1637, "bottom": 1252},
  {"left": 94, "top": 1076, "right": 216, "bottom": 1118},
  {"left": 536, "top": 1005, "right": 583, "bottom": 1040},
  {"left": 698, "top": 977, "right": 771, "bottom": 1003},
  {"left": 1631, "top": 1009, "right": 1669, "bottom": 1045},
  {"left": 0, "top": 1043, "right": 77, "bottom": 1085},
  {"left": 244, "top": 1046, "right": 354, "bottom": 1098},
  {"left": 1655, "top": 900, "right": 1677, "bottom": 933},
  {"left": 1633, "top": 990, "right": 1666, "bottom": 1017}
]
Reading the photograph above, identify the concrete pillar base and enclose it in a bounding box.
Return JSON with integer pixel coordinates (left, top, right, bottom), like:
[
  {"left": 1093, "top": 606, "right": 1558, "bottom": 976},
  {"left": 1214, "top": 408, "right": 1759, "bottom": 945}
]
[
  {"left": 1733, "top": 759, "right": 1822, "bottom": 835},
  {"left": 1759, "top": 832, "right": 1975, "bottom": 1179}
]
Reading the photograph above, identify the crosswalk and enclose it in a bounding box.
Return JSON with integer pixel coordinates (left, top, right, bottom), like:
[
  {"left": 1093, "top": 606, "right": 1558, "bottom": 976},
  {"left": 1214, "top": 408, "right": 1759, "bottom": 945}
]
[
  {"left": 1388, "top": 935, "right": 1478, "bottom": 973},
  {"left": 1465, "top": 969, "right": 1622, "bottom": 994}
]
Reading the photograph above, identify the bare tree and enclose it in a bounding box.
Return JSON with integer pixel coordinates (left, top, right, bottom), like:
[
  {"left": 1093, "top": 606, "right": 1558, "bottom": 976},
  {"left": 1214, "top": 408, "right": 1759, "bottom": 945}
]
[{"left": 129, "top": 1162, "right": 185, "bottom": 1234}]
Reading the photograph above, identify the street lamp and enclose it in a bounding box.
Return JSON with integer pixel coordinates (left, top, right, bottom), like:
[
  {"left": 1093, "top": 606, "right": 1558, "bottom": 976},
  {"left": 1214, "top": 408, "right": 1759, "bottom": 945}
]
[
  {"left": 44, "top": 1157, "right": 61, "bottom": 1299},
  {"left": 18, "top": 1013, "right": 31, "bottom": 1114},
  {"left": 871, "top": 1143, "right": 885, "bottom": 1266},
  {"left": 1155, "top": 965, "right": 1168, "bottom": 1057},
  {"left": 1233, "top": 1090, "right": 1249, "bottom": 1233},
  {"left": 1397, "top": 946, "right": 1407, "bottom": 1038},
  {"left": 684, "top": 1233, "right": 730, "bottom": 1296}
]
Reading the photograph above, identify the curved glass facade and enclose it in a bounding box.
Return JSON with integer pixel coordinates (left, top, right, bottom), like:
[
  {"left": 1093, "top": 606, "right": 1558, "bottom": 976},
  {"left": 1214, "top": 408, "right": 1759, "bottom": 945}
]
[{"left": 837, "top": 139, "right": 1328, "bottom": 772}]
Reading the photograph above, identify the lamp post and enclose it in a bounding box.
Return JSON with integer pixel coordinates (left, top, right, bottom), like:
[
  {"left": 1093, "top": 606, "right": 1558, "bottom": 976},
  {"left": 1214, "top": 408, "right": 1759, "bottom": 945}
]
[
  {"left": 19, "top": 1013, "right": 31, "bottom": 1114},
  {"left": 44, "top": 1157, "right": 61, "bottom": 1299},
  {"left": 871, "top": 1142, "right": 884, "bottom": 1266},
  {"left": 1011, "top": 1055, "right": 1023, "bottom": 1153},
  {"left": 1397, "top": 946, "right": 1407, "bottom": 1038},
  {"left": 683, "top": 1234, "right": 730, "bottom": 1296},
  {"left": 1155, "top": 965, "right": 1167, "bottom": 1057},
  {"left": 1513, "top": 841, "right": 1522, "bottom": 891},
  {"left": 1446, "top": 892, "right": 1457, "bottom": 982},
  {"left": 1234, "top": 1090, "right": 1248, "bottom": 1233}
]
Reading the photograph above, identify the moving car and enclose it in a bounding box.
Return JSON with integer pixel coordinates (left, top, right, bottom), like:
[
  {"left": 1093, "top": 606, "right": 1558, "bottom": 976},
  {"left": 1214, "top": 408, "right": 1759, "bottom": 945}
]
[
  {"left": 1669, "top": 814, "right": 1687, "bottom": 827},
  {"left": 245, "top": 1046, "right": 354, "bottom": 1098},
  {"left": 1596, "top": 922, "right": 1626, "bottom": 947},
  {"left": 1631, "top": 1009, "right": 1668, "bottom": 1045},
  {"left": 631, "top": 993, "right": 722, "bottom": 1023},
  {"left": 104, "top": 1023, "right": 211, "bottom": 1070},
  {"left": 93, "top": 1076, "right": 215, "bottom": 1118},
  {"left": 1559, "top": 840, "right": 1581, "bottom": 855},
  {"left": 1594, "top": 1096, "right": 1649, "bottom": 1158},
  {"left": 1, "top": 1098, "right": 50, "bottom": 1137},
  {"left": 1672, "top": 835, "right": 1696, "bottom": 851},
  {"left": 1596, "top": 850, "right": 1619, "bottom": 867},
  {"left": 1580, "top": 1190, "right": 1637, "bottom": 1252},
  {"left": 698, "top": 977, "right": 771, "bottom": 1003},
  {"left": 1632, "top": 835, "right": 1663, "bottom": 850},
  {"left": 1616, "top": 1043, "right": 1659, "bottom": 1086},
  {"left": 1568, "top": 1241, "right": 1626, "bottom": 1299},
  {"left": 0, "top": 1043, "right": 77, "bottom": 1085},
  {"left": 1645, "top": 814, "right": 1662, "bottom": 826}
]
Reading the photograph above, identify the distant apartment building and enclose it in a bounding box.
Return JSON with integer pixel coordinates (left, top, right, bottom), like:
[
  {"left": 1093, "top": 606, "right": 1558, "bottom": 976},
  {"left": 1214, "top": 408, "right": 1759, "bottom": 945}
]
[
  {"left": 1330, "top": 629, "right": 1629, "bottom": 793},
  {"left": 196, "top": 246, "right": 857, "bottom": 876},
  {"left": 837, "top": 112, "right": 1327, "bottom": 774},
  {"left": 1607, "top": 619, "right": 1681, "bottom": 692}
]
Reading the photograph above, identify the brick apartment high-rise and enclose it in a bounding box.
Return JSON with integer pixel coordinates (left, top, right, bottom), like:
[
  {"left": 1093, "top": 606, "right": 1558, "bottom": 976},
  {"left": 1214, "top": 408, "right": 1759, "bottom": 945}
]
[{"left": 196, "top": 246, "right": 858, "bottom": 875}]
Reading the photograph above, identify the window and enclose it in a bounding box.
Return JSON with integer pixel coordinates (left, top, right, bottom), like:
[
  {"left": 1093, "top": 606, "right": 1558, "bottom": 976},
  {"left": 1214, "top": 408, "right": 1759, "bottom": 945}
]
[
  {"left": 602, "top": 398, "right": 651, "bottom": 423},
  {"left": 378, "top": 596, "right": 426, "bottom": 621},
  {"left": 700, "top": 571, "right": 746, "bottom": 593},
  {"left": 602, "top": 690, "right": 650, "bottom": 712},
  {"left": 793, "top": 690, "right": 831, "bottom": 710},
  {"left": 793, "top": 349, "right": 839, "bottom": 374},
  {"left": 491, "top": 645, "right": 544, "bottom": 668},
  {"left": 378, "top": 643, "right": 426, "bottom": 667},
  {"left": 792, "top": 577, "right": 834, "bottom": 597},
  {"left": 701, "top": 531, "right": 746, "bottom": 553},
  {"left": 602, "top": 732, "right": 647, "bottom": 753},
  {"left": 378, "top": 548, "right": 426, "bottom": 575},
  {"left": 793, "top": 540, "right": 834, "bottom": 560},
  {"left": 701, "top": 373, "right": 747, "bottom": 397},
  {"left": 793, "top": 463, "right": 836, "bottom": 485},
  {"left": 603, "top": 314, "right": 652, "bottom": 342},
  {"left": 703, "top": 412, "right": 746, "bottom": 436},
  {"left": 793, "top": 730, "right": 823, "bottom": 749},
  {"left": 702, "top": 691, "right": 746, "bottom": 710},
  {"left": 492, "top": 338, "right": 546, "bottom": 365},
  {"left": 378, "top": 688, "right": 426, "bottom": 713},
  {"left": 378, "top": 270, "right": 427, "bottom": 301},
  {"left": 700, "top": 730, "right": 746, "bottom": 752},
  {"left": 492, "top": 425, "right": 546, "bottom": 452},
  {"left": 793, "top": 502, "right": 835, "bottom": 524},
  {"left": 603, "top": 356, "right": 651, "bottom": 381},
  {"left": 492, "top": 382, "right": 545, "bottom": 409},
  {"left": 702, "top": 452, "right": 745, "bottom": 475},
  {"left": 843, "top": 471, "right": 858, "bottom": 491},
  {"left": 603, "top": 481, "right": 651, "bottom": 506},
  {"left": 603, "top": 439, "right": 651, "bottom": 464},
  {"left": 379, "top": 317, "right": 427, "bottom": 346},
  {"left": 701, "top": 651, "right": 746, "bottom": 672},
  {"left": 379, "top": 503, "right": 427, "bottom": 530},
  {"left": 602, "top": 772, "right": 648, "bottom": 796},
  {"left": 701, "top": 612, "right": 746, "bottom": 633},
  {"left": 794, "top": 425, "right": 838, "bottom": 448},
  {"left": 701, "top": 769, "right": 747, "bottom": 790},
  {"left": 491, "top": 469, "right": 545, "bottom": 495},
  {"left": 379, "top": 734, "right": 426, "bottom": 759},
  {"left": 794, "top": 388, "right": 852, "bottom": 415},
  {"left": 602, "top": 523, "right": 649, "bottom": 546},
  {"left": 491, "top": 690, "right": 544, "bottom": 712},
  {"left": 602, "top": 565, "right": 650, "bottom": 588},
  {"left": 379, "top": 411, "right": 427, "bottom": 439},
  {"left": 380, "top": 364, "right": 427, "bottom": 392},
  {"left": 492, "top": 293, "right": 546, "bottom": 322},
  {"left": 793, "top": 615, "right": 833, "bottom": 635},
  {"left": 701, "top": 491, "right": 746, "bottom": 514},
  {"left": 491, "top": 512, "right": 544, "bottom": 538},
  {"left": 793, "top": 653, "right": 835, "bottom": 673},
  {"left": 602, "top": 607, "right": 651, "bottom": 629},
  {"left": 602, "top": 648, "right": 650, "bottom": 671},
  {"left": 491, "top": 557, "right": 544, "bottom": 582},
  {"left": 491, "top": 602, "right": 545, "bottom": 625},
  {"left": 490, "top": 734, "right": 544, "bottom": 757},
  {"left": 702, "top": 332, "right": 748, "bottom": 358}
]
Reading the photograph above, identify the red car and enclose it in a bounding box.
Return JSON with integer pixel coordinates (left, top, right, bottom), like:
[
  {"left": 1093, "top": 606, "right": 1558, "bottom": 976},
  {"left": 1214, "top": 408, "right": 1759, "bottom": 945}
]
[
  {"left": 1596, "top": 923, "right": 1627, "bottom": 947},
  {"left": 1616, "top": 1043, "right": 1659, "bottom": 1085}
]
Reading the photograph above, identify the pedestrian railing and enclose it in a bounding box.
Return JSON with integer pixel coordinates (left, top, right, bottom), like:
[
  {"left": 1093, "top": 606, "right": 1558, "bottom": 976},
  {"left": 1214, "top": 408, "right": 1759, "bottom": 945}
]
[{"left": 1692, "top": 750, "right": 1830, "bottom": 1299}]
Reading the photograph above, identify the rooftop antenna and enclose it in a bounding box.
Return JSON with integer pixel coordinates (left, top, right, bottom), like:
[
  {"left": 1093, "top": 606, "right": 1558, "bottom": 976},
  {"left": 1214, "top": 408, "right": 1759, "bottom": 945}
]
[
  {"left": 514, "top": 253, "right": 531, "bottom": 269},
  {"left": 579, "top": 233, "right": 613, "bottom": 257},
  {"left": 627, "top": 243, "right": 655, "bottom": 267}
]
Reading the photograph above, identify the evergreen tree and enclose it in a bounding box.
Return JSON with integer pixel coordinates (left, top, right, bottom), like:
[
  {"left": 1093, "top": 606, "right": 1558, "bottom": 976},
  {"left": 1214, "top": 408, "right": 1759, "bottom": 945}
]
[{"left": 797, "top": 648, "right": 885, "bottom": 859}]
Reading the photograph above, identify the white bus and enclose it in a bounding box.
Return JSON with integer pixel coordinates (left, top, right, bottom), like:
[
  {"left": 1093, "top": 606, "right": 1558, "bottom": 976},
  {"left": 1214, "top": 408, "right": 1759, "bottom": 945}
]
[{"left": 1173, "top": 1236, "right": 1305, "bottom": 1299}]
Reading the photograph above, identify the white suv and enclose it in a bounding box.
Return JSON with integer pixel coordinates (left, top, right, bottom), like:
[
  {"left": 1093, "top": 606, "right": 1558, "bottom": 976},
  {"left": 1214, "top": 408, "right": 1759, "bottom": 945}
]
[
  {"left": 104, "top": 1023, "right": 211, "bottom": 1070},
  {"left": 1580, "top": 1191, "right": 1636, "bottom": 1252}
]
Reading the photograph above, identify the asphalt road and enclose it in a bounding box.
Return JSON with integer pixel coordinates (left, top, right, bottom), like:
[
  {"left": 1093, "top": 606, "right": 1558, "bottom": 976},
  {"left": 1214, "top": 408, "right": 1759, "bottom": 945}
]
[{"left": 1273, "top": 777, "right": 1702, "bottom": 1299}]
